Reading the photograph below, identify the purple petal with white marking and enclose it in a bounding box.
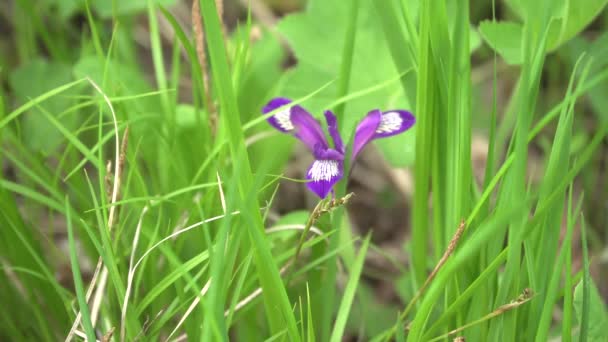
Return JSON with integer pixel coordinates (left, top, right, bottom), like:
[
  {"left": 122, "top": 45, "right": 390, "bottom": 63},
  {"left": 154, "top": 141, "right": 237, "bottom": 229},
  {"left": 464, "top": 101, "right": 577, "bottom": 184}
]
[
  {"left": 263, "top": 97, "right": 294, "bottom": 133},
  {"left": 374, "top": 110, "right": 415, "bottom": 138},
  {"left": 351, "top": 109, "right": 382, "bottom": 160},
  {"left": 291, "top": 105, "right": 329, "bottom": 152},
  {"left": 324, "top": 110, "right": 345, "bottom": 153},
  {"left": 306, "top": 159, "right": 344, "bottom": 199}
]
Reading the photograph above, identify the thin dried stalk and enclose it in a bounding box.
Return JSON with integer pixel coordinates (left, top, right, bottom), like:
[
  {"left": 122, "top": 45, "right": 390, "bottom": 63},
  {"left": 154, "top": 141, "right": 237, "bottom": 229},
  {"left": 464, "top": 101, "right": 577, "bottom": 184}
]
[
  {"left": 164, "top": 279, "right": 212, "bottom": 342},
  {"left": 293, "top": 192, "right": 355, "bottom": 262},
  {"left": 427, "top": 288, "right": 534, "bottom": 342},
  {"left": 381, "top": 220, "right": 467, "bottom": 340},
  {"left": 403, "top": 220, "right": 466, "bottom": 318}
]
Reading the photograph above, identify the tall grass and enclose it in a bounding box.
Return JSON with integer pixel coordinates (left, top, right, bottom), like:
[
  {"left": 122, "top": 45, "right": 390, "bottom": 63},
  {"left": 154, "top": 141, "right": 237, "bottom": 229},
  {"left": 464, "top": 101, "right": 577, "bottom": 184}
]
[{"left": 0, "top": 0, "right": 607, "bottom": 341}]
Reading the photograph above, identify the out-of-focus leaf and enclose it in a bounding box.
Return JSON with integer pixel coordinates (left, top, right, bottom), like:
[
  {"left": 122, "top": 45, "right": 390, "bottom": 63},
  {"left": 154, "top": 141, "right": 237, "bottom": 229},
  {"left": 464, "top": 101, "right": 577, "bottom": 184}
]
[
  {"left": 559, "top": 31, "right": 608, "bottom": 123},
  {"left": 480, "top": 0, "right": 608, "bottom": 65},
  {"left": 545, "top": 0, "right": 608, "bottom": 51},
  {"left": 238, "top": 32, "right": 285, "bottom": 122},
  {"left": 272, "top": 210, "right": 310, "bottom": 227},
  {"left": 73, "top": 55, "right": 162, "bottom": 118},
  {"left": 73, "top": 55, "right": 164, "bottom": 164},
  {"left": 175, "top": 104, "right": 197, "bottom": 128},
  {"left": 46, "top": 0, "right": 82, "bottom": 18},
  {"left": 574, "top": 278, "right": 608, "bottom": 342},
  {"left": 9, "top": 59, "right": 77, "bottom": 154},
  {"left": 73, "top": 55, "right": 152, "bottom": 95},
  {"left": 469, "top": 26, "right": 482, "bottom": 53},
  {"left": 585, "top": 32, "right": 608, "bottom": 123},
  {"left": 276, "top": 0, "right": 416, "bottom": 166},
  {"left": 92, "top": 0, "right": 175, "bottom": 18},
  {"left": 505, "top": 0, "right": 567, "bottom": 21},
  {"left": 478, "top": 21, "right": 523, "bottom": 65}
]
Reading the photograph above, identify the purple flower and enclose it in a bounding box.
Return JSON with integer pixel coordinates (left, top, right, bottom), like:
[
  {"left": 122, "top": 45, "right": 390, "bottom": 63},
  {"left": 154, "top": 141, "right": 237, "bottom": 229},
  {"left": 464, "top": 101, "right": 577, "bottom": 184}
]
[{"left": 263, "top": 97, "right": 415, "bottom": 199}]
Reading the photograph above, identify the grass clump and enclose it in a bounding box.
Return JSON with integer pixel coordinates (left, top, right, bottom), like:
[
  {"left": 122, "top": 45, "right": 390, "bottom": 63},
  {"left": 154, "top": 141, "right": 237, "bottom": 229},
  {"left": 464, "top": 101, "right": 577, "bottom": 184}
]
[{"left": 0, "top": 0, "right": 607, "bottom": 341}]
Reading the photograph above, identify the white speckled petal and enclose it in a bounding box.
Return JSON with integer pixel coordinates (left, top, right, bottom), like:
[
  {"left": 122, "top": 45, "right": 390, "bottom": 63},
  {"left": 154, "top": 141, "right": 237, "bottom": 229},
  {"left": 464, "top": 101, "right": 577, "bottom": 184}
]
[
  {"left": 263, "top": 97, "right": 294, "bottom": 132},
  {"left": 306, "top": 159, "right": 343, "bottom": 199},
  {"left": 374, "top": 110, "right": 415, "bottom": 138}
]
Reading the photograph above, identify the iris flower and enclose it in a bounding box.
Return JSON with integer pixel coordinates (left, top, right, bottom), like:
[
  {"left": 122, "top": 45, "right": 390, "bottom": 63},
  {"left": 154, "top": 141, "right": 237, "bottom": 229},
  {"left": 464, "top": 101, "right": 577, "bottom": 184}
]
[{"left": 264, "top": 97, "right": 415, "bottom": 199}]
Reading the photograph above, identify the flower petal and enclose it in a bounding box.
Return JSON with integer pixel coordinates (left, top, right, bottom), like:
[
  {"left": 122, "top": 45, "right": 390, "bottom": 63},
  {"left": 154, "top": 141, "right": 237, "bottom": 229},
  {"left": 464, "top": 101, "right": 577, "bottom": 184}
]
[
  {"left": 374, "top": 110, "right": 415, "bottom": 138},
  {"left": 351, "top": 109, "right": 382, "bottom": 160},
  {"left": 313, "top": 144, "right": 344, "bottom": 161},
  {"left": 263, "top": 97, "right": 294, "bottom": 132},
  {"left": 306, "top": 159, "right": 343, "bottom": 199},
  {"left": 324, "top": 110, "right": 345, "bottom": 153},
  {"left": 291, "top": 105, "right": 329, "bottom": 151}
]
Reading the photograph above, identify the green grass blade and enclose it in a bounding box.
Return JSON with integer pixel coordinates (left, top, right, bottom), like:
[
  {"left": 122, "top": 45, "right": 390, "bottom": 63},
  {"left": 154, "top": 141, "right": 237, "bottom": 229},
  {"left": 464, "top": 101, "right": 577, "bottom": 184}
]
[
  {"left": 329, "top": 233, "right": 371, "bottom": 342},
  {"left": 0, "top": 78, "right": 86, "bottom": 129},
  {"left": 578, "top": 217, "right": 590, "bottom": 342},
  {"left": 198, "top": 0, "right": 300, "bottom": 339},
  {"left": 562, "top": 189, "right": 575, "bottom": 341},
  {"left": 65, "top": 197, "right": 96, "bottom": 341},
  {"left": 334, "top": 0, "right": 360, "bottom": 123},
  {"left": 534, "top": 194, "right": 583, "bottom": 341}
]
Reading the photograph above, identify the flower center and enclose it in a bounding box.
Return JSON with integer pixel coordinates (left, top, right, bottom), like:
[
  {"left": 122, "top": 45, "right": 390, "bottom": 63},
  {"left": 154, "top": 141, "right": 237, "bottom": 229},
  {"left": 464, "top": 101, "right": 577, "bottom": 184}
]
[
  {"left": 275, "top": 107, "right": 294, "bottom": 131},
  {"left": 308, "top": 160, "right": 339, "bottom": 181},
  {"left": 376, "top": 111, "right": 403, "bottom": 134}
]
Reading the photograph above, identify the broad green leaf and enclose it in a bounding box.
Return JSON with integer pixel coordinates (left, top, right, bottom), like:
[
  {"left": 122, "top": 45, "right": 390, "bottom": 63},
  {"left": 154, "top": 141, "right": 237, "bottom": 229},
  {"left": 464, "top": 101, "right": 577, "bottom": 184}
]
[
  {"left": 73, "top": 55, "right": 153, "bottom": 96},
  {"left": 175, "top": 104, "right": 197, "bottom": 128},
  {"left": 237, "top": 31, "right": 285, "bottom": 122},
  {"left": 505, "top": 0, "right": 566, "bottom": 21},
  {"left": 267, "top": 210, "right": 311, "bottom": 242},
  {"left": 469, "top": 26, "right": 482, "bottom": 53},
  {"left": 277, "top": 0, "right": 415, "bottom": 166},
  {"left": 273, "top": 210, "right": 310, "bottom": 226},
  {"left": 376, "top": 131, "right": 416, "bottom": 167},
  {"left": 546, "top": 0, "right": 608, "bottom": 51},
  {"left": 72, "top": 55, "right": 162, "bottom": 126},
  {"left": 480, "top": 0, "right": 608, "bottom": 65},
  {"left": 92, "top": 0, "right": 175, "bottom": 18},
  {"left": 9, "top": 58, "right": 78, "bottom": 154},
  {"left": 46, "top": 0, "right": 82, "bottom": 18},
  {"left": 559, "top": 31, "right": 608, "bottom": 123},
  {"left": 478, "top": 21, "right": 523, "bottom": 65},
  {"left": 574, "top": 278, "right": 608, "bottom": 341},
  {"left": 73, "top": 55, "right": 164, "bottom": 164}
]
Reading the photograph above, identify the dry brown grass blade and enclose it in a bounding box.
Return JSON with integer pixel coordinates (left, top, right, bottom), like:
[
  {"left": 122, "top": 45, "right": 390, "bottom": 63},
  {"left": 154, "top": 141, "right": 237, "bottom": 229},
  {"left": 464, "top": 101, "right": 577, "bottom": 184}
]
[{"left": 164, "top": 279, "right": 212, "bottom": 342}]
